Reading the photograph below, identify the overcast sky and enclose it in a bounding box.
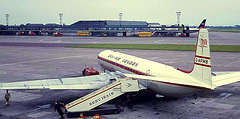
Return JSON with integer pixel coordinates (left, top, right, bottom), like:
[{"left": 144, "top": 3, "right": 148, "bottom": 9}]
[{"left": 0, "top": 0, "right": 239, "bottom": 26}]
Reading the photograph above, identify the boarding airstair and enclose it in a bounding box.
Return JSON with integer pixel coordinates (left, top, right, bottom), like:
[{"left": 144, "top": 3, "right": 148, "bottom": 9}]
[{"left": 65, "top": 77, "right": 140, "bottom": 114}]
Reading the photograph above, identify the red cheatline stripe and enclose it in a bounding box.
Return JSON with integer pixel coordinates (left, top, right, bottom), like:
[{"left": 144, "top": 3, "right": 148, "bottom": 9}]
[
  {"left": 98, "top": 56, "right": 212, "bottom": 90},
  {"left": 194, "top": 62, "right": 211, "bottom": 67},
  {"left": 177, "top": 68, "right": 192, "bottom": 73},
  {"left": 195, "top": 55, "right": 210, "bottom": 59},
  {"left": 67, "top": 83, "right": 121, "bottom": 110},
  {"left": 156, "top": 81, "right": 212, "bottom": 90}
]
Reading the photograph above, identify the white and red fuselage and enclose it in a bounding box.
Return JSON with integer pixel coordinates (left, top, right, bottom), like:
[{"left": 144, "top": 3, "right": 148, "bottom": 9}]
[
  {"left": 97, "top": 50, "right": 208, "bottom": 97},
  {"left": 97, "top": 28, "right": 213, "bottom": 97}
]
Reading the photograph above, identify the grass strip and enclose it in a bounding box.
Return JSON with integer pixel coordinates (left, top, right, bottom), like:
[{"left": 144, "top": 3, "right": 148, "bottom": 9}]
[
  {"left": 66, "top": 44, "right": 240, "bottom": 52},
  {"left": 209, "top": 28, "right": 240, "bottom": 33}
]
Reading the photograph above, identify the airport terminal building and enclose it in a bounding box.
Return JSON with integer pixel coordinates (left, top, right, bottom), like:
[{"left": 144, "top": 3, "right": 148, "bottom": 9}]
[
  {"left": 0, "top": 20, "right": 182, "bottom": 36},
  {"left": 69, "top": 20, "right": 148, "bottom": 31}
]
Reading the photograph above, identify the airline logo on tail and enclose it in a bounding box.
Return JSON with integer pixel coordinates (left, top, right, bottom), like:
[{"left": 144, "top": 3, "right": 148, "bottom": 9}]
[
  {"left": 198, "top": 31, "right": 208, "bottom": 48},
  {"left": 200, "top": 38, "right": 208, "bottom": 47}
]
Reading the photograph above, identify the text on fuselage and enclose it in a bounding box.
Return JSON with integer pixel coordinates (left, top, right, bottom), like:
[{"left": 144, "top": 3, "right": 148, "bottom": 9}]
[{"left": 108, "top": 54, "right": 139, "bottom": 67}]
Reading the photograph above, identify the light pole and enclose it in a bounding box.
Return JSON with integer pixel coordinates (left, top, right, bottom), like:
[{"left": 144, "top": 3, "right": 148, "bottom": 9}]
[
  {"left": 5, "top": 14, "right": 9, "bottom": 27},
  {"left": 176, "top": 11, "right": 181, "bottom": 29},
  {"left": 119, "top": 13, "right": 123, "bottom": 28},
  {"left": 59, "top": 13, "right": 63, "bottom": 27}
]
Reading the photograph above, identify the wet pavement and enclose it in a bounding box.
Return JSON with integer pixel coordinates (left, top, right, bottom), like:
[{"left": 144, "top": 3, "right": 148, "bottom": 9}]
[{"left": 0, "top": 33, "right": 239, "bottom": 119}]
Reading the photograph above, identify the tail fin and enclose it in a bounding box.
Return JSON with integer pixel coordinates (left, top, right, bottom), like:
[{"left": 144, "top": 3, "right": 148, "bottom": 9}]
[
  {"left": 198, "top": 19, "right": 206, "bottom": 28},
  {"left": 190, "top": 27, "right": 212, "bottom": 87},
  {"left": 179, "top": 19, "right": 212, "bottom": 87}
]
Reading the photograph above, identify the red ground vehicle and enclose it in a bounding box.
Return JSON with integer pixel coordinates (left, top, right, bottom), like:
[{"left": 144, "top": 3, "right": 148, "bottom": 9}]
[
  {"left": 82, "top": 67, "right": 100, "bottom": 76},
  {"left": 54, "top": 32, "right": 63, "bottom": 37},
  {"left": 29, "top": 32, "right": 36, "bottom": 36},
  {"left": 180, "top": 33, "right": 186, "bottom": 37},
  {"left": 18, "top": 32, "right": 24, "bottom": 36}
]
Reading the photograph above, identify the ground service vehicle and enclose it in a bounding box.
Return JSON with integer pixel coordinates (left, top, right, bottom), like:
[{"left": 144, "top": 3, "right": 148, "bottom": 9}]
[
  {"left": 138, "top": 32, "right": 152, "bottom": 37},
  {"left": 29, "top": 31, "right": 36, "bottom": 36},
  {"left": 54, "top": 32, "right": 63, "bottom": 37},
  {"left": 82, "top": 67, "right": 100, "bottom": 76},
  {"left": 77, "top": 31, "right": 90, "bottom": 36}
]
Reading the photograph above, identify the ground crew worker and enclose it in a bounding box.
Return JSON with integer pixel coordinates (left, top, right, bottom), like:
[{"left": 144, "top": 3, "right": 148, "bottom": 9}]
[
  {"left": 79, "top": 113, "right": 86, "bottom": 119},
  {"left": 54, "top": 100, "right": 65, "bottom": 119},
  {"left": 127, "top": 93, "right": 132, "bottom": 109},
  {"left": 4, "top": 89, "right": 11, "bottom": 106}
]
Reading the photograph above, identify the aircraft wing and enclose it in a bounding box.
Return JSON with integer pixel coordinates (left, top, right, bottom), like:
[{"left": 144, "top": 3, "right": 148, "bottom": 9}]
[
  {"left": 0, "top": 72, "right": 123, "bottom": 90},
  {"left": 124, "top": 74, "right": 213, "bottom": 90},
  {"left": 212, "top": 71, "right": 240, "bottom": 88}
]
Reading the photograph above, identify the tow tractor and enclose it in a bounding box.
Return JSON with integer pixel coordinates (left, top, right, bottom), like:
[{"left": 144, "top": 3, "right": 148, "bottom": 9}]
[
  {"left": 18, "top": 32, "right": 24, "bottom": 36},
  {"left": 54, "top": 32, "right": 63, "bottom": 37},
  {"left": 29, "top": 31, "right": 36, "bottom": 36},
  {"left": 82, "top": 67, "right": 100, "bottom": 76}
]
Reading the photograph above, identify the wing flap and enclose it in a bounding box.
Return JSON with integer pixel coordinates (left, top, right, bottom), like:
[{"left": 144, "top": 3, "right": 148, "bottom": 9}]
[{"left": 212, "top": 71, "right": 240, "bottom": 88}]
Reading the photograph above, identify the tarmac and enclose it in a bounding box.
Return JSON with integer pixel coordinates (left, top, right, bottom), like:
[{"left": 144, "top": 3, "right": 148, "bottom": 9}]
[{"left": 0, "top": 32, "right": 239, "bottom": 119}]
